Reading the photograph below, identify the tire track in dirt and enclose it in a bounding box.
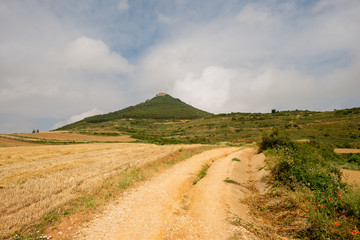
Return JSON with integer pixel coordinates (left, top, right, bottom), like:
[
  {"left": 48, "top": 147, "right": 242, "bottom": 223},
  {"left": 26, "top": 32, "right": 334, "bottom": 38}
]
[{"left": 73, "top": 147, "right": 268, "bottom": 240}]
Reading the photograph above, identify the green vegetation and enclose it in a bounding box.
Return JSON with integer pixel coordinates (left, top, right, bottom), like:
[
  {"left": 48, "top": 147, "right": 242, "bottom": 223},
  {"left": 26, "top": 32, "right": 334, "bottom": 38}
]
[
  {"left": 348, "top": 154, "right": 360, "bottom": 166},
  {"left": 224, "top": 178, "right": 240, "bottom": 185},
  {"left": 57, "top": 94, "right": 212, "bottom": 130},
  {"left": 193, "top": 163, "right": 211, "bottom": 185},
  {"left": 55, "top": 104, "right": 360, "bottom": 148},
  {"left": 258, "top": 127, "right": 294, "bottom": 151},
  {"left": 257, "top": 129, "right": 360, "bottom": 239}
]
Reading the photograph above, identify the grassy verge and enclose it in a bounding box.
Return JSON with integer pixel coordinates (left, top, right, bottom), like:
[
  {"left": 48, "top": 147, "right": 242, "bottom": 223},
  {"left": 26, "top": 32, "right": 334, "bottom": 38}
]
[
  {"left": 7, "top": 146, "right": 214, "bottom": 240},
  {"left": 193, "top": 163, "right": 211, "bottom": 185},
  {"left": 251, "top": 128, "right": 360, "bottom": 239}
]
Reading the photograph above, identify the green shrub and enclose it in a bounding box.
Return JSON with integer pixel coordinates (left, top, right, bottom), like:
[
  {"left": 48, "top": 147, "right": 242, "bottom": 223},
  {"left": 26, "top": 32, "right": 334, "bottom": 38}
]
[
  {"left": 272, "top": 143, "right": 344, "bottom": 197},
  {"left": 265, "top": 139, "right": 360, "bottom": 239},
  {"left": 348, "top": 154, "right": 360, "bottom": 166},
  {"left": 258, "top": 128, "right": 294, "bottom": 151}
]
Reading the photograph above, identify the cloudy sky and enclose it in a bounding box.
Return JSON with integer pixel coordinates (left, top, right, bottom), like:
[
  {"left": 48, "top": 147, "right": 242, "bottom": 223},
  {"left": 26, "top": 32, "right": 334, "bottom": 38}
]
[{"left": 1, "top": 0, "right": 360, "bottom": 133}]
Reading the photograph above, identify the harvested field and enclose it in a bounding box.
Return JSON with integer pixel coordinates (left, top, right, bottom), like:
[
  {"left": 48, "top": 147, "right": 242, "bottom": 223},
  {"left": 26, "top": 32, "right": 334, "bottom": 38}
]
[
  {"left": 13, "top": 131, "right": 134, "bottom": 143},
  {"left": 0, "top": 136, "right": 38, "bottom": 147},
  {"left": 0, "top": 143, "right": 198, "bottom": 237},
  {"left": 341, "top": 169, "right": 360, "bottom": 186},
  {"left": 334, "top": 148, "right": 360, "bottom": 154}
]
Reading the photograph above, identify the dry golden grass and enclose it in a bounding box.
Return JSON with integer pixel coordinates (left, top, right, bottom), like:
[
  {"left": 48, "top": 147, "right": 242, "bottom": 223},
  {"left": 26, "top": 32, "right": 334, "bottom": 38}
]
[
  {"left": 341, "top": 169, "right": 360, "bottom": 186},
  {"left": 334, "top": 148, "right": 360, "bottom": 154},
  {"left": 0, "top": 136, "right": 38, "bottom": 147},
  {"left": 0, "top": 143, "right": 198, "bottom": 237},
  {"left": 13, "top": 131, "right": 134, "bottom": 142}
]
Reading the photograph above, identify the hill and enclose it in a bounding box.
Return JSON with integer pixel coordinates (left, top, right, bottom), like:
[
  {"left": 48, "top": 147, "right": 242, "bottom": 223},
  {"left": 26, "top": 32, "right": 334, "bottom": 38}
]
[
  {"left": 55, "top": 103, "right": 360, "bottom": 147},
  {"left": 57, "top": 93, "right": 212, "bottom": 130}
]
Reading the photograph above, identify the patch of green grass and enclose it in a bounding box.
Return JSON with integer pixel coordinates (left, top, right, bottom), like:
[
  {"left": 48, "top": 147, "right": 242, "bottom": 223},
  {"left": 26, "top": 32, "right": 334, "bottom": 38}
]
[
  {"left": 80, "top": 195, "right": 97, "bottom": 209},
  {"left": 231, "top": 218, "right": 242, "bottom": 226},
  {"left": 224, "top": 178, "right": 240, "bottom": 185},
  {"left": 232, "top": 158, "right": 241, "bottom": 162},
  {"left": 193, "top": 164, "right": 210, "bottom": 185},
  {"left": 63, "top": 208, "right": 73, "bottom": 216}
]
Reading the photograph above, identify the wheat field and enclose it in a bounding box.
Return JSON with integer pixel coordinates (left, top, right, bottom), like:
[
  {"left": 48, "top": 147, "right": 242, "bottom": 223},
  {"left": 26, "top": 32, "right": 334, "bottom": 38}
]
[
  {"left": 0, "top": 143, "right": 194, "bottom": 237},
  {"left": 13, "top": 131, "right": 135, "bottom": 142},
  {"left": 0, "top": 137, "right": 38, "bottom": 147}
]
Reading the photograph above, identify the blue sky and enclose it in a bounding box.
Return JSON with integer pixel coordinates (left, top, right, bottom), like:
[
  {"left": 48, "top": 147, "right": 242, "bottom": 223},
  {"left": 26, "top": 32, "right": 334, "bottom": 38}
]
[{"left": 0, "top": 0, "right": 360, "bottom": 133}]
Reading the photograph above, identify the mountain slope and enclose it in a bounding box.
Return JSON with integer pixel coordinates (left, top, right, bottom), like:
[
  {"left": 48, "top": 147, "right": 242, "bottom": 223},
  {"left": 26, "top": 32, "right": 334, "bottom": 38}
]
[{"left": 57, "top": 93, "right": 212, "bottom": 130}]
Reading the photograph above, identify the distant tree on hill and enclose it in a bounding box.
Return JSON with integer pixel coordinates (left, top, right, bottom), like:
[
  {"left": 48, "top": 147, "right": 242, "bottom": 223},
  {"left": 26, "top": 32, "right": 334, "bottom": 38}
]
[
  {"left": 36, "top": 129, "right": 39, "bottom": 133},
  {"left": 271, "top": 109, "right": 278, "bottom": 114},
  {"left": 32, "top": 129, "right": 36, "bottom": 133}
]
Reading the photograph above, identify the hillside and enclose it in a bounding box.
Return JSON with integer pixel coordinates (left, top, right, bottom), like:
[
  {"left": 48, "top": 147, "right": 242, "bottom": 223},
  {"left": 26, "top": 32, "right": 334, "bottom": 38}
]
[
  {"left": 57, "top": 93, "right": 212, "bottom": 130},
  {"left": 55, "top": 103, "right": 360, "bottom": 147}
]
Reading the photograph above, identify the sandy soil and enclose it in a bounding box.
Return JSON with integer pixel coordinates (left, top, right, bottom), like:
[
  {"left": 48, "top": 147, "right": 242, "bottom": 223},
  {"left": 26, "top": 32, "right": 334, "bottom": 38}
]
[
  {"left": 341, "top": 169, "right": 360, "bottom": 186},
  {"left": 334, "top": 148, "right": 360, "bottom": 154},
  {"left": 69, "top": 147, "right": 267, "bottom": 240},
  {"left": 13, "top": 131, "right": 134, "bottom": 142}
]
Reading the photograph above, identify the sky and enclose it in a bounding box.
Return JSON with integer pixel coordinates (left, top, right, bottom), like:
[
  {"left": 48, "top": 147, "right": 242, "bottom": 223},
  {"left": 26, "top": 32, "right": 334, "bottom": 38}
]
[{"left": 1, "top": 0, "right": 360, "bottom": 133}]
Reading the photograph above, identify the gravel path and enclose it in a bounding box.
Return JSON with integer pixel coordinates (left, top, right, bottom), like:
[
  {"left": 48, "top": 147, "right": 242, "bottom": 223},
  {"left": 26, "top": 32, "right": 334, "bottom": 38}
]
[{"left": 72, "top": 147, "right": 266, "bottom": 240}]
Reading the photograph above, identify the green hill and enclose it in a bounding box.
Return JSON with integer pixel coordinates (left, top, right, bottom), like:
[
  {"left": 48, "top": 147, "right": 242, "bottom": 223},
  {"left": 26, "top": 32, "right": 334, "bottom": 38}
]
[{"left": 57, "top": 93, "right": 212, "bottom": 130}]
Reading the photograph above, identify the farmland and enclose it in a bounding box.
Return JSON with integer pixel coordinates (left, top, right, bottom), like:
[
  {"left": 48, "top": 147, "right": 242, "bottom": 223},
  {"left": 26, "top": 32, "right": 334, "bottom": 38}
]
[
  {"left": 0, "top": 143, "right": 205, "bottom": 237},
  {"left": 0, "top": 137, "right": 38, "bottom": 147},
  {"left": 0, "top": 131, "right": 134, "bottom": 145},
  {"left": 57, "top": 107, "right": 360, "bottom": 148},
  {"left": 0, "top": 105, "right": 359, "bottom": 239}
]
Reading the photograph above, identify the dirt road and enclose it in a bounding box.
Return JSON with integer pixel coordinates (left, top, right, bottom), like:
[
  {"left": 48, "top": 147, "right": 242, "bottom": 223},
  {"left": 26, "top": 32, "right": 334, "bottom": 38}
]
[{"left": 73, "top": 147, "right": 267, "bottom": 240}]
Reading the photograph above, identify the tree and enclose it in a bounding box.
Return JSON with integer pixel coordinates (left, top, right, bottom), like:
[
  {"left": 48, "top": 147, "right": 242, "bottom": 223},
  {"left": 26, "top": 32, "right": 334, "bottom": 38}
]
[
  {"left": 36, "top": 129, "right": 39, "bottom": 133},
  {"left": 271, "top": 109, "right": 278, "bottom": 114},
  {"left": 32, "top": 129, "right": 36, "bottom": 133}
]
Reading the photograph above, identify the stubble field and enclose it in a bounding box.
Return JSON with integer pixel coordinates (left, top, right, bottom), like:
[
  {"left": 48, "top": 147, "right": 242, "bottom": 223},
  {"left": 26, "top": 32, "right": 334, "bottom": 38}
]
[
  {"left": 13, "top": 131, "right": 135, "bottom": 143},
  {"left": 0, "top": 137, "right": 38, "bottom": 147},
  {"left": 0, "top": 143, "right": 197, "bottom": 237}
]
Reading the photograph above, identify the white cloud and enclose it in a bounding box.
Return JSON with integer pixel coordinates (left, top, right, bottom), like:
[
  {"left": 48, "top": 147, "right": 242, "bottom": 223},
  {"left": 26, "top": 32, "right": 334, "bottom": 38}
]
[
  {"left": 52, "top": 108, "right": 103, "bottom": 129},
  {"left": 157, "top": 13, "right": 176, "bottom": 24},
  {"left": 135, "top": 0, "right": 360, "bottom": 113},
  {"left": 0, "top": 35, "right": 134, "bottom": 119},
  {"left": 236, "top": 3, "right": 272, "bottom": 24},
  {"left": 0, "top": 1, "right": 135, "bottom": 132},
  {"left": 176, "top": 0, "right": 187, "bottom": 7},
  {"left": 312, "top": 0, "right": 352, "bottom": 12},
  {"left": 226, "top": 66, "right": 318, "bottom": 112},
  {"left": 169, "top": 65, "right": 320, "bottom": 113},
  {"left": 117, "top": 0, "right": 129, "bottom": 11},
  {"left": 171, "top": 66, "right": 233, "bottom": 113},
  {"left": 1, "top": 0, "right": 360, "bottom": 133},
  {"left": 60, "top": 36, "right": 135, "bottom": 74}
]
